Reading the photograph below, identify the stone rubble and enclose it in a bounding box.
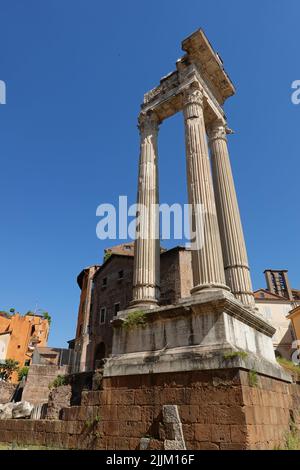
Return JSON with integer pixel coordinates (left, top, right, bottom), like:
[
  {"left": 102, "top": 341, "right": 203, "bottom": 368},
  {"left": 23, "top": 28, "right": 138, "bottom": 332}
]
[{"left": 0, "top": 401, "right": 33, "bottom": 420}]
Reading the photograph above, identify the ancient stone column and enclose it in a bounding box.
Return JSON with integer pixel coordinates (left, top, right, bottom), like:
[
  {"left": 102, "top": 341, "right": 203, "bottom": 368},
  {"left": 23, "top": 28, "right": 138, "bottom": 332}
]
[
  {"left": 208, "top": 119, "right": 255, "bottom": 307},
  {"left": 183, "top": 83, "right": 228, "bottom": 294},
  {"left": 131, "top": 111, "right": 160, "bottom": 308}
]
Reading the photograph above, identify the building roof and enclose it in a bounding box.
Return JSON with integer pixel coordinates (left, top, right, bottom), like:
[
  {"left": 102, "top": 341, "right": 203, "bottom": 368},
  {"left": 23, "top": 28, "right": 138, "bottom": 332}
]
[
  {"left": 104, "top": 242, "right": 135, "bottom": 256},
  {"left": 77, "top": 265, "right": 101, "bottom": 289},
  {"left": 292, "top": 289, "right": 300, "bottom": 300},
  {"left": 92, "top": 245, "right": 188, "bottom": 281},
  {"left": 0, "top": 312, "right": 11, "bottom": 319},
  {"left": 287, "top": 305, "right": 300, "bottom": 319},
  {"left": 253, "top": 289, "right": 292, "bottom": 302}
]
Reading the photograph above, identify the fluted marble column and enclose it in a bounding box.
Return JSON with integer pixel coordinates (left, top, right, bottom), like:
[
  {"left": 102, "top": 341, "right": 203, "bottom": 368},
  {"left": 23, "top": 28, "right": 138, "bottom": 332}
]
[
  {"left": 208, "top": 119, "right": 255, "bottom": 307},
  {"left": 131, "top": 111, "right": 160, "bottom": 308},
  {"left": 183, "top": 83, "right": 229, "bottom": 294}
]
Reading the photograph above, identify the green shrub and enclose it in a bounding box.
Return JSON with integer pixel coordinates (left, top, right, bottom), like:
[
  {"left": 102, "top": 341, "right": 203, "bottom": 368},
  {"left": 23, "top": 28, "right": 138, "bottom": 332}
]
[
  {"left": 275, "top": 423, "right": 300, "bottom": 450},
  {"left": 0, "top": 359, "right": 19, "bottom": 381},
  {"left": 249, "top": 369, "right": 258, "bottom": 387},
  {"left": 42, "top": 311, "right": 52, "bottom": 325},
  {"left": 277, "top": 357, "right": 300, "bottom": 379},
  {"left": 18, "top": 366, "right": 29, "bottom": 381},
  {"left": 103, "top": 251, "right": 112, "bottom": 263},
  {"left": 122, "top": 310, "right": 147, "bottom": 330},
  {"left": 285, "top": 430, "right": 300, "bottom": 450},
  {"left": 49, "top": 375, "right": 68, "bottom": 389},
  {"left": 284, "top": 428, "right": 300, "bottom": 450}
]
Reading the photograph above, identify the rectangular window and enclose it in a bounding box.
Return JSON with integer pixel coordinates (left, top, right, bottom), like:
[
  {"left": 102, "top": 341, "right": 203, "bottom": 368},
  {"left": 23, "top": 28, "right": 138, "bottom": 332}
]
[
  {"left": 114, "top": 303, "right": 120, "bottom": 316},
  {"left": 100, "top": 307, "right": 106, "bottom": 324},
  {"left": 102, "top": 277, "right": 107, "bottom": 287},
  {"left": 118, "top": 270, "right": 124, "bottom": 280}
]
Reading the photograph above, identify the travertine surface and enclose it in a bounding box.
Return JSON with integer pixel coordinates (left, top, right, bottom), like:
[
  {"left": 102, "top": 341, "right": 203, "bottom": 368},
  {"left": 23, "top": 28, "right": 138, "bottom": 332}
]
[
  {"left": 131, "top": 111, "right": 160, "bottom": 308},
  {"left": 208, "top": 120, "right": 255, "bottom": 306},
  {"left": 183, "top": 84, "right": 228, "bottom": 294}
]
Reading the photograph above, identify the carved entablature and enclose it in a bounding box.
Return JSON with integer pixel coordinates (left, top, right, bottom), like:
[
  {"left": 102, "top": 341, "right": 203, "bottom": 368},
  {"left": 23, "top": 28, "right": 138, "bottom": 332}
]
[
  {"left": 181, "top": 30, "right": 235, "bottom": 104},
  {"left": 140, "top": 30, "right": 234, "bottom": 126},
  {"left": 144, "top": 85, "right": 162, "bottom": 105},
  {"left": 144, "top": 71, "right": 179, "bottom": 105}
]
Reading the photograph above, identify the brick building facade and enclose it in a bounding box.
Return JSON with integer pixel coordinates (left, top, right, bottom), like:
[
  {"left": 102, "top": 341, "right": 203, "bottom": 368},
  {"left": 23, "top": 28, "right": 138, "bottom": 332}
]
[{"left": 73, "top": 245, "right": 192, "bottom": 372}]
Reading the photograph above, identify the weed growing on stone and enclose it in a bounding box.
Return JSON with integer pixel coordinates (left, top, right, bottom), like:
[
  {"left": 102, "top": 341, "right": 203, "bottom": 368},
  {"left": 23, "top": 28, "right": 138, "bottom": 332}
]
[
  {"left": 274, "top": 422, "right": 300, "bottom": 450},
  {"left": 122, "top": 310, "right": 147, "bottom": 330},
  {"left": 223, "top": 350, "right": 248, "bottom": 360},
  {"left": 248, "top": 370, "right": 258, "bottom": 387},
  {"left": 85, "top": 415, "right": 101, "bottom": 428},
  {"left": 48, "top": 375, "right": 68, "bottom": 389},
  {"left": 277, "top": 357, "right": 300, "bottom": 380}
]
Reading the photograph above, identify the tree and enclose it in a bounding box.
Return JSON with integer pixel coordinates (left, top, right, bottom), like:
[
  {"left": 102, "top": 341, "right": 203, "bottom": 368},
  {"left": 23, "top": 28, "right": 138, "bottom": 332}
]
[{"left": 0, "top": 359, "right": 19, "bottom": 381}]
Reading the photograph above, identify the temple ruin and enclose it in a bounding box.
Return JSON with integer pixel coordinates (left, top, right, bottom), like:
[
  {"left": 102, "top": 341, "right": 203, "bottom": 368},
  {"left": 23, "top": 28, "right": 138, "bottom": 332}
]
[{"left": 104, "top": 29, "right": 286, "bottom": 381}]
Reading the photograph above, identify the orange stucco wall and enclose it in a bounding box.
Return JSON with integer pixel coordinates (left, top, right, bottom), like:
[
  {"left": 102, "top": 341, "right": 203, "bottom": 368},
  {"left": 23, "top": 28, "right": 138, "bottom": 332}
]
[
  {"left": 290, "top": 309, "right": 300, "bottom": 344},
  {"left": 0, "top": 314, "right": 49, "bottom": 382}
]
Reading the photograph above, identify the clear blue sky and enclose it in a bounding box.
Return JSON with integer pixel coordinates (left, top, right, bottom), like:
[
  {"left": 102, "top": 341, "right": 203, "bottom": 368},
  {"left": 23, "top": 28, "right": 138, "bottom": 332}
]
[{"left": 0, "top": 0, "right": 299, "bottom": 347}]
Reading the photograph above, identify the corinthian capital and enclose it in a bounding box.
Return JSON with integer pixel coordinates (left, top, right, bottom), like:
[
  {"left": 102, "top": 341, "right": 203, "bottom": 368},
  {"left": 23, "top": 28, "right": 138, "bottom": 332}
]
[
  {"left": 182, "top": 83, "right": 204, "bottom": 108},
  {"left": 207, "top": 119, "right": 227, "bottom": 143},
  {"left": 138, "top": 111, "right": 159, "bottom": 137}
]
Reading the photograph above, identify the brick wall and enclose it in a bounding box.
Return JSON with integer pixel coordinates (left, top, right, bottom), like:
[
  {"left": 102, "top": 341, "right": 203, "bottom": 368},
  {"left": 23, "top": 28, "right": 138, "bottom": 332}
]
[{"left": 0, "top": 368, "right": 299, "bottom": 449}]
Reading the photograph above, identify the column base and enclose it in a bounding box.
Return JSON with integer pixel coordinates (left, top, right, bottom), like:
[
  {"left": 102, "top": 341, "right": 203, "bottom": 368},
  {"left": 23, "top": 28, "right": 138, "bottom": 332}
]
[
  {"left": 190, "top": 283, "right": 231, "bottom": 296},
  {"left": 128, "top": 298, "right": 159, "bottom": 311}
]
